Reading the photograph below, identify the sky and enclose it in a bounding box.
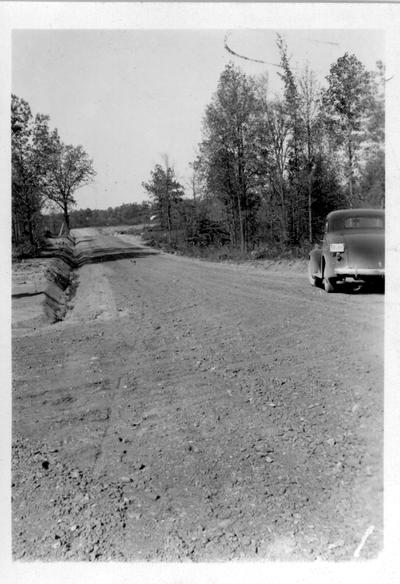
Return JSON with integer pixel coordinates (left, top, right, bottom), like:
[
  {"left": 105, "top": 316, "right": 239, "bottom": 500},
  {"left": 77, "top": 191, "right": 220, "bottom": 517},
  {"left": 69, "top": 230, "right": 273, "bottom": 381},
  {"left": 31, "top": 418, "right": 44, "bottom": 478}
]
[{"left": 12, "top": 29, "right": 384, "bottom": 211}]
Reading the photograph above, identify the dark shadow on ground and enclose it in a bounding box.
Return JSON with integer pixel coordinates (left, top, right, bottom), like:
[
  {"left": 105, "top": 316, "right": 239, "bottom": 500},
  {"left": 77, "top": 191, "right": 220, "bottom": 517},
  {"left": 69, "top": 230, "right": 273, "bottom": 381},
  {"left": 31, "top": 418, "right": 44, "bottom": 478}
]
[
  {"left": 336, "top": 281, "right": 385, "bottom": 295},
  {"left": 74, "top": 247, "right": 160, "bottom": 267},
  {"left": 73, "top": 236, "right": 97, "bottom": 243},
  {"left": 40, "top": 246, "right": 159, "bottom": 268}
]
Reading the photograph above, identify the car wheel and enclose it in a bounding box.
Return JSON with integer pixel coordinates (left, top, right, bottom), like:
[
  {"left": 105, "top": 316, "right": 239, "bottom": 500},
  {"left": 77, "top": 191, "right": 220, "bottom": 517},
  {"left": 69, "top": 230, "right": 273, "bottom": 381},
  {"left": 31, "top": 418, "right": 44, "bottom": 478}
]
[
  {"left": 323, "top": 276, "right": 336, "bottom": 293},
  {"left": 308, "top": 262, "right": 319, "bottom": 287}
]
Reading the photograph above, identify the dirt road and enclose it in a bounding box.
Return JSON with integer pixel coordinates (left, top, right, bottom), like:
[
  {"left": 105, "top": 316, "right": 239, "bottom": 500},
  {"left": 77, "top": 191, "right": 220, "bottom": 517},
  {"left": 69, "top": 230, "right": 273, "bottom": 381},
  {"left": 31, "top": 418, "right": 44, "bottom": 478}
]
[{"left": 12, "top": 228, "right": 384, "bottom": 561}]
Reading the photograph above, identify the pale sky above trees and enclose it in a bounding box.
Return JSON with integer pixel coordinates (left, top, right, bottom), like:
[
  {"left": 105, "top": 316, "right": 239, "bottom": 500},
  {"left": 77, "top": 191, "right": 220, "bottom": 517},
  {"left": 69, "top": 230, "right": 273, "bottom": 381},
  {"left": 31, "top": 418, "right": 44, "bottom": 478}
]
[{"left": 12, "top": 29, "right": 384, "bottom": 210}]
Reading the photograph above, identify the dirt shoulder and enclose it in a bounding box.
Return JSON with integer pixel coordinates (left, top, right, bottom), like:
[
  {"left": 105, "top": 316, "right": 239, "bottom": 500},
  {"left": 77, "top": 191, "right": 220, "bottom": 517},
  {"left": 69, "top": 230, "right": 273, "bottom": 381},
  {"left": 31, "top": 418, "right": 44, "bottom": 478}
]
[{"left": 12, "top": 227, "right": 383, "bottom": 561}]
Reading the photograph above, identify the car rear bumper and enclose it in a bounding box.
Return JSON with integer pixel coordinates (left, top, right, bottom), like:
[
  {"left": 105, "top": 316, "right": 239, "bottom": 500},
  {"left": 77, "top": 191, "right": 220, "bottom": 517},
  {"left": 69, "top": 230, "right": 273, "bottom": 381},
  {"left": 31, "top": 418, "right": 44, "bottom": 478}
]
[{"left": 334, "top": 267, "right": 385, "bottom": 278}]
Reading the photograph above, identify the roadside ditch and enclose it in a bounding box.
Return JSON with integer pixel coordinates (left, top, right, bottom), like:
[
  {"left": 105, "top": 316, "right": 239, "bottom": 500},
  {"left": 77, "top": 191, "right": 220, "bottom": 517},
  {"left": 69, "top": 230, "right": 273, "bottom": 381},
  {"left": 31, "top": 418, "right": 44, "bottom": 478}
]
[
  {"left": 40, "top": 235, "right": 79, "bottom": 323},
  {"left": 42, "top": 257, "right": 79, "bottom": 322},
  {"left": 12, "top": 235, "right": 79, "bottom": 326}
]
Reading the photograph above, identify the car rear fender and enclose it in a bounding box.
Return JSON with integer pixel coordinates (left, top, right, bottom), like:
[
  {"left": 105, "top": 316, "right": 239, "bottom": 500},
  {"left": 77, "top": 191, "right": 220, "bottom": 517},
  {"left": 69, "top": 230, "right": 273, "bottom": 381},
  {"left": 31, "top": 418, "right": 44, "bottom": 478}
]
[{"left": 322, "top": 252, "right": 337, "bottom": 280}]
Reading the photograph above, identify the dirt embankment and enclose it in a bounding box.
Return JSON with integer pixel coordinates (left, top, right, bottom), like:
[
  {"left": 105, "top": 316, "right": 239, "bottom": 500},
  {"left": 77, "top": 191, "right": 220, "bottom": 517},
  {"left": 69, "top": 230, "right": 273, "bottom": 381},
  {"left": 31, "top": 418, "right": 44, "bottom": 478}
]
[
  {"left": 12, "top": 227, "right": 384, "bottom": 562},
  {"left": 12, "top": 230, "right": 153, "bottom": 328},
  {"left": 12, "top": 237, "right": 76, "bottom": 327}
]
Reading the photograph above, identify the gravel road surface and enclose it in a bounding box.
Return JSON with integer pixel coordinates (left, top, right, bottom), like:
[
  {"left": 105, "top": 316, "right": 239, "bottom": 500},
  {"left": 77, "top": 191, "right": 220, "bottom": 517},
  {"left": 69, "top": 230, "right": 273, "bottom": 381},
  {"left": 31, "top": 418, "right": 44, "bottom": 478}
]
[{"left": 12, "top": 228, "right": 384, "bottom": 561}]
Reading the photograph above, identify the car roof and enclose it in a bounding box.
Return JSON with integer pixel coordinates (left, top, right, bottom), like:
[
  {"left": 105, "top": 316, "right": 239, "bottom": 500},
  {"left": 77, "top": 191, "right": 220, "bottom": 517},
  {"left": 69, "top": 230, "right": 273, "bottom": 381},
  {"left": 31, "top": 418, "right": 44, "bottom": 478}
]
[{"left": 327, "top": 208, "right": 385, "bottom": 221}]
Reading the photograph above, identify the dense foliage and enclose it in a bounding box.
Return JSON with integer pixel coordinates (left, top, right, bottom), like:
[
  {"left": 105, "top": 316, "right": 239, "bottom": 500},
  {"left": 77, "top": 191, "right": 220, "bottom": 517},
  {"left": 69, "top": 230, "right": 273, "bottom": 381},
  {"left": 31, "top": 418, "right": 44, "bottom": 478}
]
[
  {"left": 12, "top": 94, "right": 95, "bottom": 254},
  {"left": 142, "top": 44, "right": 384, "bottom": 255},
  {"left": 43, "top": 201, "right": 152, "bottom": 231},
  {"left": 142, "top": 157, "right": 184, "bottom": 245},
  {"left": 189, "top": 46, "right": 384, "bottom": 252}
]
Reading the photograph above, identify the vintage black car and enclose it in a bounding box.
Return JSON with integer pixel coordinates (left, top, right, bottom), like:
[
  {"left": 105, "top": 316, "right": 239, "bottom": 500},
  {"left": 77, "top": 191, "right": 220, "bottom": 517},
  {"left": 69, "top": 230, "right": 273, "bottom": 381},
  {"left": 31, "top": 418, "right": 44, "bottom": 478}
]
[{"left": 308, "top": 209, "right": 385, "bottom": 292}]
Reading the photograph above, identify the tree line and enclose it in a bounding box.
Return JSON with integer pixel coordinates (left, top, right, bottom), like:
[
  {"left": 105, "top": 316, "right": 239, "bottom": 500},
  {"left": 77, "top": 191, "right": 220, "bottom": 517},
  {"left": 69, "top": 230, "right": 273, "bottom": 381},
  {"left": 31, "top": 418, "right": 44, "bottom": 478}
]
[
  {"left": 44, "top": 201, "right": 152, "bottom": 232},
  {"left": 12, "top": 94, "right": 95, "bottom": 251},
  {"left": 144, "top": 40, "right": 384, "bottom": 253},
  {"left": 12, "top": 38, "right": 384, "bottom": 258}
]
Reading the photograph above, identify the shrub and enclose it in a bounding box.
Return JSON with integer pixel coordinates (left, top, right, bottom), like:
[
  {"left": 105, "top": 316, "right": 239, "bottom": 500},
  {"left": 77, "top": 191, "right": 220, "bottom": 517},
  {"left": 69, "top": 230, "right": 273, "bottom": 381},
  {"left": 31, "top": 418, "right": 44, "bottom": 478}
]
[{"left": 12, "top": 240, "right": 42, "bottom": 261}]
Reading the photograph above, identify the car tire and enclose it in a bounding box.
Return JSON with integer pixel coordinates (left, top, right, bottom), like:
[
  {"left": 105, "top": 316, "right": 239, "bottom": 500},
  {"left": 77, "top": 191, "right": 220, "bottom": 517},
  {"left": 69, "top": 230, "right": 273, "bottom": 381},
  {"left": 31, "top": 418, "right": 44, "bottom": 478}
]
[{"left": 323, "top": 276, "right": 336, "bottom": 293}]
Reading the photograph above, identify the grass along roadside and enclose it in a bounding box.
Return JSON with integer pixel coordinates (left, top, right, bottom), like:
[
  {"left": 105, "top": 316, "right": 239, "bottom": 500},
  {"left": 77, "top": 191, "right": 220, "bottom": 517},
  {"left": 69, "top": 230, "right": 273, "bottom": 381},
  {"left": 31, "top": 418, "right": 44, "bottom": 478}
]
[{"left": 139, "top": 226, "right": 310, "bottom": 270}]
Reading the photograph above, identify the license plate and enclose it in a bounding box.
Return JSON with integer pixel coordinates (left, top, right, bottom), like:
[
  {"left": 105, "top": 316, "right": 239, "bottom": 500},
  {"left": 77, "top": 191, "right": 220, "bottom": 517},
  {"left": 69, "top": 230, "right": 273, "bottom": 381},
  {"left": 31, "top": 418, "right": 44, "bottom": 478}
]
[{"left": 330, "top": 243, "right": 344, "bottom": 253}]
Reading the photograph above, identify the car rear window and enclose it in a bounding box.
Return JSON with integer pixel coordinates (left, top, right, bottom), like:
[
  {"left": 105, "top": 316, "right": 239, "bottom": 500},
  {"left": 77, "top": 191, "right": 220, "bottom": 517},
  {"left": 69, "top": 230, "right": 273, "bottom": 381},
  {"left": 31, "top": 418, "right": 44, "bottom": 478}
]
[{"left": 343, "top": 216, "right": 384, "bottom": 229}]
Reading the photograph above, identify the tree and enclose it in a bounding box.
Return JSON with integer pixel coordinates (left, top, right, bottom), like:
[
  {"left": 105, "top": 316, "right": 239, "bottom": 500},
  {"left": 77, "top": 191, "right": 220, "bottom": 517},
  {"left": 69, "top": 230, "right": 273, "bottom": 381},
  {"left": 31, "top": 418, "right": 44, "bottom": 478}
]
[
  {"left": 277, "top": 36, "right": 309, "bottom": 245},
  {"left": 37, "top": 127, "right": 96, "bottom": 231},
  {"left": 358, "top": 60, "right": 385, "bottom": 208},
  {"left": 142, "top": 157, "right": 184, "bottom": 244},
  {"left": 256, "top": 93, "right": 291, "bottom": 243},
  {"left": 323, "top": 53, "right": 373, "bottom": 205},
  {"left": 367, "top": 60, "right": 385, "bottom": 147},
  {"left": 12, "top": 94, "right": 97, "bottom": 248},
  {"left": 186, "top": 50, "right": 385, "bottom": 252},
  {"left": 359, "top": 149, "right": 385, "bottom": 208},
  {"left": 11, "top": 95, "right": 48, "bottom": 246},
  {"left": 197, "top": 64, "right": 261, "bottom": 252},
  {"left": 298, "top": 66, "right": 323, "bottom": 243}
]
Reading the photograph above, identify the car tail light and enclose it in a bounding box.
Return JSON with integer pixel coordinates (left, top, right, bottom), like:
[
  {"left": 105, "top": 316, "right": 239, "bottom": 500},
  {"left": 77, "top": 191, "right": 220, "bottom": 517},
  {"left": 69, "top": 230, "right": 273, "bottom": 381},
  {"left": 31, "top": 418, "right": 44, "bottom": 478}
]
[{"left": 330, "top": 243, "right": 344, "bottom": 253}]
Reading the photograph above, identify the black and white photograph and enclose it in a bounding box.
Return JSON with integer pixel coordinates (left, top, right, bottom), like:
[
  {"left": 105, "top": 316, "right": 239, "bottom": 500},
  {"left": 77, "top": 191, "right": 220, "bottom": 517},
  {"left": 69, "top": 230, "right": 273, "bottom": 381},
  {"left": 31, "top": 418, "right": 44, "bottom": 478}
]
[{"left": 3, "top": 2, "right": 400, "bottom": 583}]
